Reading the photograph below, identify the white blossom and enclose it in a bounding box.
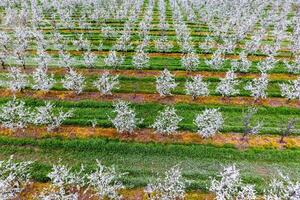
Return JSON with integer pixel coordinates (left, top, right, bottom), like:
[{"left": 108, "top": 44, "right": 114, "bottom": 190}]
[
  {"left": 194, "top": 108, "right": 224, "bottom": 138},
  {"left": 0, "top": 98, "right": 32, "bottom": 132},
  {"left": 264, "top": 173, "right": 300, "bottom": 200},
  {"left": 205, "top": 50, "right": 225, "bottom": 70},
  {"left": 93, "top": 72, "right": 119, "bottom": 95},
  {"left": 216, "top": 70, "right": 240, "bottom": 97},
  {"left": 283, "top": 57, "right": 300, "bottom": 74},
  {"left": 0, "top": 156, "right": 32, "bottom": 200},
  {"left": 32, "top": 66, "right": 55, "bottom": 91},
  {"left": 145, "top": 165, "right": 186, "bottom": 200},
  {"left": 151, "top": 106, "right": 182, "bottom": 135},
  {"left": 132, "top": 49, "right": 149, "bottom": 70},
  {"left": 58, "top": 51, "right": 74, "bottom": 71},
  {"left": 104, "top": 51, "right": 124, "bottom": 69},
  {"left": 279, "top": 78, "right": 300, "bottom": 100},
  {"left": 210, "top": 165, "right": 256, "bottom": 200},
  {"left": 5, "top": 67, "right": 28, "bottom": 93},
  {"left": 156, "top": 69, "right": 177, "bottom": 96},
  {"left": 62, "top": 68, "right": 85, "bottom": 94},
  {"left": 39, "top": 162, "right": 85, "bottom": 200},
  {"left": 155, "top": 36, "right": 173, "bottom": 52},
  {"left": 73, "top": 34, "right": 90, "bottom": 51},
  {"left": 83, "top": 50, "right": 97, "bottom": 69},
  {"left": 231, "top": 51, "right": 251, "bottom": 73},
  {"left": 88, "top": 160, "right": 125, "bottom": 200},
  {"left": 185, "top": 75, "right": 210, "bottom": 99},
  {"left": 110, "top": 101, "right": 142, "bottom": 134},
  {"left": 181, "top": 52, "right": 199, "bottom": 71},
  {"left": 244, "top": 73, "right": 269, "bottom": 100},
  {"left": 257, "top": 56, "right": 277, "bottom": 73},
  {"left": 34, "top": 102, "right": 73, "bottom": 132}
]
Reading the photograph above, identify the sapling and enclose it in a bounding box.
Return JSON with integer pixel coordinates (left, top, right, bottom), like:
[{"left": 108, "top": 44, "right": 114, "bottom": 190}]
[
  {"left": 279, "top": 118, "right": 298, "bottom": 143},
  {"left": 151, "top": 106, "right": 182, "bottom": 135},
  {"left": 0, "top": 98, "right": 32, "bottom": 132},
  {"left": 216, "top": 70, "right": 240, "bottom": 99},
  {"left": 145, "top": 165, "right": 187, "bottom": 200},
  {"left": 194, "top": 108, "right": 224, "bottom": 138},
  {"left": 241, "top": 107, "right": 262, "bottom": 141},
  {"left": 110, "top": 100, "right": 142, "bottom": 134},
  {"left": 62, "top": 68, "right": 85, "bottom": 94},
  {"left": 34, "top": 102, "right": 73, "bottom": 132},
  {"left": 156, "top": 68, "right": 177, "bottom": 97},
  {"left": 93, "top": 72, "right": 119, "bottom": 95},
  {"left": 209, "top": 165, "right": 256, "bottom": 200},
  {"left": 185, "top": 75, "right": 209, "bottom": 100}
]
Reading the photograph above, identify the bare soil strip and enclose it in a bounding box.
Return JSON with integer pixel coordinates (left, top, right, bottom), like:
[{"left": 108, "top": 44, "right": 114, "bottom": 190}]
[
  {"left": 1, "top": 125, "right": 298, "bottom": 149},
  {"left": 21, "top": 183, "right": 214, "bottom": 200},
  {"left": 1, "top": 89, "right": 299, "bottom": 108},
  {"left": 0, "top": 67, "right": 297, "bottom": 80},
  {"left": 23, "top": 49, "right": 293, "bottom": 61}
]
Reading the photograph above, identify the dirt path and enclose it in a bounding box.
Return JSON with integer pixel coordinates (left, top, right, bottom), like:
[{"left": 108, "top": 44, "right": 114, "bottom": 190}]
[
  {"left": 1, "top": 89, "right": 299, "bottom": 108},
  {"left": 21, "top": 182, "right": 214, "bottom": 200},
  {"left": 1, "top": 125, "right": 298, "bottom": 149},
  {"left": 0, "top": 67, "right": 297, "bottom": 80},
  {"left": 22, "top": 49, "right": 293, "bottom": 61}
]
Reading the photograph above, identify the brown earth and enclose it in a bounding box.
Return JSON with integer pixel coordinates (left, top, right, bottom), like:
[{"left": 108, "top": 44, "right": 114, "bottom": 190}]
[
  {"left": 1, "top": 125, "right": 299, "bottom": 149},
  {"left": 0, "top": 67, "right": 297, "bottom": 80},
  {"left": 1, "top": 89, "right": 299, "bottom": 108}
]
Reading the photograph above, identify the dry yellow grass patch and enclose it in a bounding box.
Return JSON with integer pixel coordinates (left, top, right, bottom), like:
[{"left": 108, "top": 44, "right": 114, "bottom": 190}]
[
  {"left": 1, "top": 126, "right": 300, "bottom": 149},
  {"left": 21, "top": 183, "right": 214, "bottom": 200}
]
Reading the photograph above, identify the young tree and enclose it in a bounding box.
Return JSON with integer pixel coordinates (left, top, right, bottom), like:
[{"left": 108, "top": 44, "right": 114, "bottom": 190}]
[
  {"left": 279, "top": 77, "right": 300, "bottom": 101},
  {"left": 34, "top": 102, "right": 73, "bottom": 132},
  {"left": 110, "top": 101, "right": 142, "bottom": 134},
  {"left": 181, "top": 52, "right": 199, "bottom": 71},
  {"left": 209, "top": 165, "right": 256, "bottom": 200},
  {"left": 194, "top": 108, "right": 224, "bottom": 138},
  {"left": 151, "top": 106, "right": 182, "bottom": 135},
  {"left": 35, "top": 49, "right": 52, "bottom": 69},
  {"left": 32, "top": 66, "right": 55, "bottom": 92},
  {"left": 257, "top": 56, "right": 277, "bottom": 73},
  {"left": 88, "top": 160, "right": 125, "bottom": 200},
  {"left": 102, "top": 26, "right": 116, "bottom": 39},
  {"left": 93, "top": 72, "right": 119, "bottom": 95},
  {"left": 205, "top": 49, "right": 225, "bottom": 70},
  {"left": 241, "top": 107, "right": 262, "bottom": 141},
  {"left": 0, "top": 156, "right": 32, "bottom": 200},
  {"left": 244, "top": 73, "right": 269, "bottom": 101},
  {"left": 0, "top": 98, "right": 32, "bottom": 132},
  {"left": 0, "top": 32, "right": 10, "bottom": 69},
  {"left": 73, "top": 33, "right": 90, "bottom": 51},
  {"left": 58, "top": 51, "right": 74, "bottom": 72},
  {"left": 156, "top": 68, "right": 177, "bottom": 97},
  {"left": 155, "top": 36, "right": 173, "bottom": 52},
  {"left": 132, "top": 49, "right": 149, "bottom": 70},
  {"left": 185, "top": 75, "right": 210, "bottom": 100},
  {"left": 283, "top": 57, "right": 300, "bottom": 74},
  {"left": 62, "top": 68, "right": 85, "bottom": 94},
  {"left": 104, "top": 50, "right": 124, "bottom": 70},
  {"left": 279, "top": 118, "right": 298, "bottom": 143},
  {"left": 145, "top": 165, "right": 187, "bottom": 200},
  {"left": 231, "top": 51, "right": 251, "bottom": 73},
  {"left": 83, "top": 50, "right": 97, "bottom": 70},
  {"left": 5, "top": 67, "right": 28, "bottom": 94},
  {"left": 216, "top": 70, "right": 240, "bottom": 98},
  {"left": 39, "top": 162, "right": 85, "bottom": 200},
  {"left": 264, "top": 173, "right": 300, "bottom": 200}
]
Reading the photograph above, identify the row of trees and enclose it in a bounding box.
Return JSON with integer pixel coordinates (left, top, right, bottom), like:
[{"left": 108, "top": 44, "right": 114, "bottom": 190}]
[
  {"left": 2, "top": 66, "right": 300, "bottom": 101},
  {"left": 1, "top": 156, "right": 300, "bottom": 200},
  {"left": 0, "top": 99, "right": 297, "bottom": 142}
]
